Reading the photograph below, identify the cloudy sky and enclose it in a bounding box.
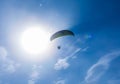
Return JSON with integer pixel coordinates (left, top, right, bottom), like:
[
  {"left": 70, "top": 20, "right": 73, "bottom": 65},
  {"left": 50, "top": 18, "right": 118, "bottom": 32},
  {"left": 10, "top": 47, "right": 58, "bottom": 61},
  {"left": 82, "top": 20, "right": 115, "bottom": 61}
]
[{"left": 0, "top": 0, "right": 120, "bottom": 84}]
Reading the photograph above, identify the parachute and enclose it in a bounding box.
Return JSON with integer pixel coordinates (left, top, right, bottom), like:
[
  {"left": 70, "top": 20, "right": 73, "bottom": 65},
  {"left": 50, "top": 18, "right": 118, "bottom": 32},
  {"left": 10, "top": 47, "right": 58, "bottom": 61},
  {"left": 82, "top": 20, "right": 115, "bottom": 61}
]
[{"left": 50, "top": 30, "right": 74, "bottom": 41}]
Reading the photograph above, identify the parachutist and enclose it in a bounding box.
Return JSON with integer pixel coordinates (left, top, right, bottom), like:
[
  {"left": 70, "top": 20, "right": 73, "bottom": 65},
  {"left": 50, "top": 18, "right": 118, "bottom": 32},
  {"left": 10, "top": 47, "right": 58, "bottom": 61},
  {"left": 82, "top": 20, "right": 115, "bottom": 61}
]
[
  {"left": 50, "top": 30, "right": 75, "bottom": 50},
  {"left": 57, "top": 46, "right": 61, "bottom": 49}
]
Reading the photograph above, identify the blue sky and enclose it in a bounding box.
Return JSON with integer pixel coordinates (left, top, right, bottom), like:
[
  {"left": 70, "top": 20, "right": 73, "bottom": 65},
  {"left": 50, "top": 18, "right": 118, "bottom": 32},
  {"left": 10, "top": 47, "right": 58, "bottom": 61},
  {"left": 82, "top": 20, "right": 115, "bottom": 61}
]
[{"left": 0, "top": 0, "right": 120, "bottom": 84}]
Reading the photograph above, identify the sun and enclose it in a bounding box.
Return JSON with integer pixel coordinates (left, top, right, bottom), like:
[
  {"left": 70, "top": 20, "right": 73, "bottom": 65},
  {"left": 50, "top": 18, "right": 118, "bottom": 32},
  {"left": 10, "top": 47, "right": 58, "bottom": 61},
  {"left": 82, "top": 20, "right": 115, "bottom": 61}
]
[{"left": 20, "top": 27, "right": 50, "bottom": 55}]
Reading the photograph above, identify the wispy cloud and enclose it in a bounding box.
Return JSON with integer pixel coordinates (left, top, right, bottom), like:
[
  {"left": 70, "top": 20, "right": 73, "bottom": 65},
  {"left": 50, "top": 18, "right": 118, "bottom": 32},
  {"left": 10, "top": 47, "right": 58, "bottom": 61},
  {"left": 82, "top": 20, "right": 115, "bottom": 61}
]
[
  {"left": 108, "top": 79, "right": 120, "bottom": 84},
  {"left": 85, "top": 51, "right": 120, "bottom": 83},
  {"left": 0, "top": 46, "right": 21, "bottom": 73},
  {"left": 54, "top": 48, "right": 81, "bottom": 70},
  {"left": 28, "top": 80, "right": 35, "bottom": 84},
  {"left": 69, "top": 48, "right": 81, "bottom": 58},
  {"left": 54, "top": 79, "right": 65, "bottom": 84},
  {"left": 82, "top": 47, "right": 89, "bottom": 52},
  {"left": 3, "top": 60, "right": 20, "bottom": 73},
  {"left": 0, "top": 47, "right": 8, "bottom": 61},
  {"left": 28, "top": 65, "right": 42, "bottom": 84}
]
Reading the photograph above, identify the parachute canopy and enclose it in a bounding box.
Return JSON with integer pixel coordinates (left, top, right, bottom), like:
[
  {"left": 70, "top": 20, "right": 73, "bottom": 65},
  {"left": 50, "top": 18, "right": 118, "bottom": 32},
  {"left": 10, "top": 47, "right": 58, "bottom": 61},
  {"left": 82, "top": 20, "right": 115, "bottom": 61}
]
[{"left": 50, "top": 30, "right": 74, "bottom": 41}]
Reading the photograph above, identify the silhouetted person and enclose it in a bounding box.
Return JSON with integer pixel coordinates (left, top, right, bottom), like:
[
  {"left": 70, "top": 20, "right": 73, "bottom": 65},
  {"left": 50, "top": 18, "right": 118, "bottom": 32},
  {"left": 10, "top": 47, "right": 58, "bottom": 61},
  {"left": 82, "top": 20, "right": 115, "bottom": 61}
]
[{"left": 57, "top": 46, "right": 61, "bottom": 49}]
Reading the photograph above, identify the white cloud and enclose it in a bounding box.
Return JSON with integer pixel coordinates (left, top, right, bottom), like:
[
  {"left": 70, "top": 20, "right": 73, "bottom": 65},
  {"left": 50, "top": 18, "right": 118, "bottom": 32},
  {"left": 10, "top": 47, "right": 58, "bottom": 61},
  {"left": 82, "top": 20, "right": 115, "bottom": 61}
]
[
  {"left": 30, "top": 70, "right": 39, "bottom": 80},
  {"left": 2, "top": 61, "right": 21, "bottom": 74},
  {"left": 4, "top": 63, "right": 16, "bottom": 73},
  {"left": 54, "top": 80, "right": 65, "bottom": 84},
  {"left": 54, "top": 48, "right": 81, "bottom": 70},
  {"left": 28, "top": 65, "right": 42, "bottom": 84},
  {"left": 54, "top": 58, "right": 69, "bottom": 70},
  {"left": 85, "top": 51, "right": 120, "bottom": 83},
  {"left": 0, "top": 46, "right": 21, "bottom": 74}
]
